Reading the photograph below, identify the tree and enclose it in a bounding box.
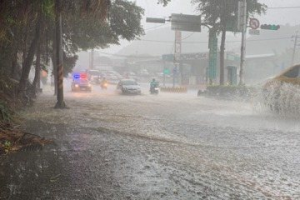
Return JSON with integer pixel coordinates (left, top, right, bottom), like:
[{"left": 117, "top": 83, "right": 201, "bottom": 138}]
[
  {"left": 0, "top": 0, "right": 144, "bottom": 107},
  {"left": 158, "top": 0, "right": 266, "bottom": 85},
  {"left": 193, "top": 0, "right": 266, "bottom": 85}
]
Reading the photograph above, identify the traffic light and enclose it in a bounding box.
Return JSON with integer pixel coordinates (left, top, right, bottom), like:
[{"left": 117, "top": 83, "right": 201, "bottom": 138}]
[{"left": 260, "top": 24, "right": 280, "bottom": 30}]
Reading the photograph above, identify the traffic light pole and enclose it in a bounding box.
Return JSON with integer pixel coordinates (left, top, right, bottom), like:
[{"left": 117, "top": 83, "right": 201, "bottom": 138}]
[{"left": 239, "top": 0, "right": 247, "bottom": 86}]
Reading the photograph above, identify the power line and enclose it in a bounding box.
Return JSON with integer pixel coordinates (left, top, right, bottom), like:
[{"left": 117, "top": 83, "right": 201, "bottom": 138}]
[
  {"left": 182, "top": 33, "right": 195, "bottom": 41},
  {"left": 136, "top": 36, "right": 292, "bottom": 44},
  {"left": 96, "top": 37, "right": 293, "bottom": 57},
  {"left": 268, "top": 6, "right": 300, "bottom": 9},
  {"left": 144, "top": 24, "right": 168, "bottom": 31}
]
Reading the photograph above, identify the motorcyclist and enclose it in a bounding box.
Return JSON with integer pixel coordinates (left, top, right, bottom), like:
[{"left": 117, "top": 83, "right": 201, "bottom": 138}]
[
  {"left": 150, "top": 78, "right": 158, "bottom": 92},
  {"left": 100, "top": 77, "right": 108, "bottom": 88}
]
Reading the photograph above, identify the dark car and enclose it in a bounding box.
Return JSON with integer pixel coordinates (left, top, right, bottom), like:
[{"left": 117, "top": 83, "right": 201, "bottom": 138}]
[
  {"left": 71, "top": 79, "right": 92, "bottom": 92},
  {"left": 117, "top": 79, "right": 141, "bottom": 95}
]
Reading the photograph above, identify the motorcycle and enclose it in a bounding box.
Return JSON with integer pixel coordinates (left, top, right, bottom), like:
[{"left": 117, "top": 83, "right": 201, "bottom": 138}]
[
  {"left": 100, "top": 81, "right": 108, "bottom": 89},
  {"left": 150, "top": 85, "right": 159, "bottom": 94}
]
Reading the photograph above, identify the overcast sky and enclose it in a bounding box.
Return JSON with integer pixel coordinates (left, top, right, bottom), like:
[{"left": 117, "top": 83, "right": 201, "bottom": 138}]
[{"left": 98, "top": 0, "right": 300, "bottom": 54}]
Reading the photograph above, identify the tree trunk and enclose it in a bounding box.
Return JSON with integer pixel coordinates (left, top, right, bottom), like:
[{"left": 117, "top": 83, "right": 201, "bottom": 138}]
[
  {"left": 219, "top": 24, "right": 226, "bottom": 86},
  {"left": 54, "top": 0, "right": 66, "bottom": 108},
  {"left": 51, "top": 51, "right": 57, "bottom": 95},
  {"left": 18, "top": 15, "right": 41, "bottom": 94},
  {"left": 32, "top": 41, "right": 41, "bottom": 95},
  {"left": 32, "top": 14, "right": 44, "bottom": 96},
  {"left": 10, "top": 49, "right": 18, "bottom": 79},
  {"left": 10, "top": 26, "right": 20, "bottom": 79}
]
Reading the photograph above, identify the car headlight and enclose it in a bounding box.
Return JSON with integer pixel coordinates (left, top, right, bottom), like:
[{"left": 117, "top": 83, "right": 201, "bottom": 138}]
[
  {"left": 88, "top": 84, "right": 91, "bottom": 87},
  {"left": 75, "top": 84, "right": 79, "bottom": 87}
]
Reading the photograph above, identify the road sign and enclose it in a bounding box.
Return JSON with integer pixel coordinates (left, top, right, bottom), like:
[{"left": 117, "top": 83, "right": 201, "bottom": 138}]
[
  {"left": 163, "top": 69, "right": 170, "bottom": 75},
  {"left": 249, "top": 29, "right": 260, "bottom": 35},
  {"left": 226, "top": 16, "right": 241, "bottom": 33},
  {"left": 237, "top": 1, "right": 247, "bottom": 32},
  {"left": 146, "top": 18, "right": 166, "bottom": 24},
  {"left": 260, "top": 24, "right": 280, "bottom": 30},
  {"left": 249, "top": 18, "right": 260, "bottom": 30},
  {"left": 171, "top": 14, "right": 201, "bottom": 32},
  {"left": 208, "top": 31, "right": 218, "bottom": 80}
]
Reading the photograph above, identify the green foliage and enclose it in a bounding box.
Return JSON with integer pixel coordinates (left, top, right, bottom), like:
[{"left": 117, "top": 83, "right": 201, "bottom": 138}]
[
  {"left": 192, "top": 0, "right": 266, "bottom": 27},
  {"left": 42, "top": 0, "right": 55, "bottom": 19},
  {"left": 157, "top": 0, "right": 171, "bottom": 6},
  {"left": 63, "top": 0, "right": 144, "bottom": 52},
  {"left": 110, "top": 0, "right": 144, "bottom": 41},
  {"left": 4, "top": 140, "right": 12, "bottom": 149},
  {"left": 0, "top": 101, "right": 13, "bottom": 123},
  {"left": 205, "top": 85, "right": 256, "bottom": 99}
]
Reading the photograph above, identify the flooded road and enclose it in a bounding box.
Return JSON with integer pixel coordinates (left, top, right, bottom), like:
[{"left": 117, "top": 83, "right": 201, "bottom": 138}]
[{"left": 1, "top": 84, "right": 300, "bottom": 199}]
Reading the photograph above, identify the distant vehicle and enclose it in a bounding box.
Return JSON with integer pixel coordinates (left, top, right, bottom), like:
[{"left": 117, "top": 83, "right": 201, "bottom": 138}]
[
  {"left": 140, "top": 69, "right": 150, "bottom": 77},
  {"left": 263, "top": 64, "right": 300, "bottom": 110},
  {"left": 100, "top": 70, "right": 122, "bottom": 84},
  {"left": 100, "top": 78, "right": 108, "bottom": 90},
  {"left": 123, "top": 72, "right": 138, "bottom": 81},
  {"left": 71, "top": 72, "right": 92, "bottom": 92},
  {"left": 87, "top": 69, "right": 100, "bottom": 84},
  {"left": 107, "top": 75, "right": 120, "bottom": 84},
  {"left": 117, "top": 79, "right": 141, "bottom": 95}
]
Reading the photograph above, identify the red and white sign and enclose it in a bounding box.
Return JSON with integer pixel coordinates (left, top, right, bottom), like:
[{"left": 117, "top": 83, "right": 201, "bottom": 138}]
[{"left": 249, "top": 18, "right": 260, "bottom": 30}]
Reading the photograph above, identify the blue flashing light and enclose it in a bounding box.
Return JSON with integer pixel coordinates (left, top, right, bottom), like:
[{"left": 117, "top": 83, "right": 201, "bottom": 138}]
[{"left": 73, "top": 73, "right": 80, "bottom": 80}]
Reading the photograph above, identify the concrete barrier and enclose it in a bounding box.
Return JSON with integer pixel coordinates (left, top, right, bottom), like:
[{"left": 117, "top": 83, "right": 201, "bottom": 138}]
[{"left": 160, "top": 87, "right": 188, "bottom": 93}]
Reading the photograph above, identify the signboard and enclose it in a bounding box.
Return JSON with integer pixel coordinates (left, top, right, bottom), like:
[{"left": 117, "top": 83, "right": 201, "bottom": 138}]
[
  {"left": 249, "top": 29, "right": 260, "bottom": 35},
  {"left": 162, "top": 54, "right": 174, "bottom": 61},
  {"left": 146, "top": 18, "right": 166, "bottom": 24},
  {"left": 226, "top": 16, "right": 241, "bottom": 33},
  {"left": 226, "top": 54, "right": 240, "bottom": 61},
  {"left": 171, "top": 14, "right": 201, "bottom": 32},
  {"left": 163, "top": 69, "right": 170, "bottom": 75},
  {"left": 162, "top": 53, "right": 208, "bottom": 62},
  {"left": 249, "top": 18, "right": 260, "bottom": 30},
  {"left": 208, "top": 32, "right": 218, "bottom": 80},
  {"left": 237, "top": 1, "right": 247, "bottom": 31}
]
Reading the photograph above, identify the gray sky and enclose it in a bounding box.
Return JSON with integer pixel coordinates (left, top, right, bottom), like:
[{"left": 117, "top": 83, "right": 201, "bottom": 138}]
[{"left": 98, "top": 0, "right": 300, "bottom": 54}]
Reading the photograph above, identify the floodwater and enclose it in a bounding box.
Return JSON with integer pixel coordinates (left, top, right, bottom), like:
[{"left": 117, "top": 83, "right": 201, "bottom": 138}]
[{"left": 1, "top": 82, "right": 300, "bottom": 199}]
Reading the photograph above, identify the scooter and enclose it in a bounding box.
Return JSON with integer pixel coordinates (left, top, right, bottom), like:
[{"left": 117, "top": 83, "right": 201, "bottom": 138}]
[
  {"left": 150, "top": 86, "right": 159, "bottom": 94},
  {"left": 100, "top": 82, "right": 108, "bottom": 90}
]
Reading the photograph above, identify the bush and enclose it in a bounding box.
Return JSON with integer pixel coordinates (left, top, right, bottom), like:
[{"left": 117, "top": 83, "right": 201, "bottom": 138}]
[{"left": 201, "top": 85, "right": 256, "bottom": 100}]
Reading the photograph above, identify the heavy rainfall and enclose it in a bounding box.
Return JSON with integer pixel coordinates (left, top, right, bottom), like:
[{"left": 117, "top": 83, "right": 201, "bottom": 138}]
[{"left": 0, "top": 0, "right": 300, "bottom": 199}]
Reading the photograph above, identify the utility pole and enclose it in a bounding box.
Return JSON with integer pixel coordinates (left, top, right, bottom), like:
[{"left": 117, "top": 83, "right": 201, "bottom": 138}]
[
  {"left": 90, "top": 49, "right": 94, "bottom": 70},
  {"left": 291, "top": 31, "right": 299, "bottom": 66},
  {"left": 174, "top": 31, "right": 181, "bottom": 87},
  {"left": 54, "top": 0, "right": 66, "bottom": 109},
  {"left": 238, "top": 0, "right": 247, "bottom": 85},
  {"left": 146, "top": 14, "right": 201, "bottom": 88}
]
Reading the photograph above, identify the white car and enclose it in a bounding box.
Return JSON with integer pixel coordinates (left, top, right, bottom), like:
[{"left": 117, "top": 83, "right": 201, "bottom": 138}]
[{"left": 117, "top": 79, "right": 141, "bottom": 95}]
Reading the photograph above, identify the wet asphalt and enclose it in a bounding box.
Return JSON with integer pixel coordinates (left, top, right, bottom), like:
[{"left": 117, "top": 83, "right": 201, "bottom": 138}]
[{"left": 0, "top": 83, "right": 300, "bottom": 200}]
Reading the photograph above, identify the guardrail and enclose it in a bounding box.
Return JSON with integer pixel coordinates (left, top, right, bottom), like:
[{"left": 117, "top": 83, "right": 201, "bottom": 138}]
[{"left": 160, "top": 87, "right": 188, "bottom": 93}]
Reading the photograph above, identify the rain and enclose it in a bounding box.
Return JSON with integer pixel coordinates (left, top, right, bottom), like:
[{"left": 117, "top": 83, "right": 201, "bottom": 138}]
[{"left": 1, "top": 0, "right": 300, "bottom": 199}]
